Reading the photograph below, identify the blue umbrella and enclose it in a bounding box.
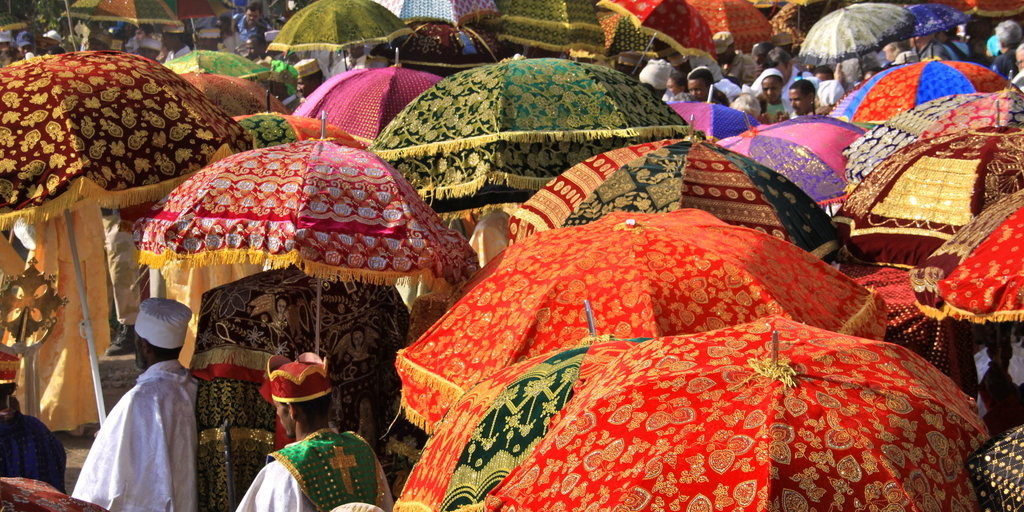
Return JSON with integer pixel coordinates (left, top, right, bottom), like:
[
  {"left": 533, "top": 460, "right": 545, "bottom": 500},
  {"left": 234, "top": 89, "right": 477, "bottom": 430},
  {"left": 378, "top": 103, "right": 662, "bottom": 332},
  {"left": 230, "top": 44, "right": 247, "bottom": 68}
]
[{"left": 907, "top": 3, "right": 970, "bottom": 37}]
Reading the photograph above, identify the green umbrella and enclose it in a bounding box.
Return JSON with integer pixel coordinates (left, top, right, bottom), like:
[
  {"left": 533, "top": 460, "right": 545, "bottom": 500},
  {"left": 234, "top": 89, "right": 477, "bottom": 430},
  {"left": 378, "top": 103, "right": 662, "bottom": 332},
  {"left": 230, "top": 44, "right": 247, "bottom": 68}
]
[
  {"left": 0, "top": 14, "right": 27, "bottom": 31},
  {"left": 489, "top": 0, "right": 605, "bottom": 54},
  {"left": 371, "top": 57, "right": 690, "bottom": 215},
  {"left": 165, "top": 50, "right": 270, "bottom": 80},
  {"left": 266, "top": 0, "right": 411, "bottom": 53},
  {"left": 68, "top": 0, "right": 182, "bottom": 26}
]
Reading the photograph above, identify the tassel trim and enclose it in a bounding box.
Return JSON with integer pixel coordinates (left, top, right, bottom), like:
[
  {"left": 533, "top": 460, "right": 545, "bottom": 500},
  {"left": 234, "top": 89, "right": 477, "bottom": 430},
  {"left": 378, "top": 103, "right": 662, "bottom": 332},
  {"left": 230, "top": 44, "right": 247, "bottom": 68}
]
[
  {"left": 68, "top": 13, "right": 183, "bottom": 26},
  {"left": 493, "top": 33, "right": 607, "bottom": 56},
  {"left": 394, "top": 501, "right": 434, "bottom": 512},
  {"left": 395, "top": 350, "right": 465, "bottom": 435},
  {"left": 419, "top": 171, "right": 555, "bottom": 202},
  {"left": 374, "top": 126, "right": 689, "bottom": 161},
  {"left": 452, "top": 503, "right": 487, "bottom": 512},
  {"left": 190, "top": 346, "right": 272, "bottom": 377},
  {"left": 435, "top": 202, "right": 524, "bottom": 221},
  {"left": 915, "top": 301, "right": 1024, "bottom": 324},
  {"left": 267, "top": 27, "right": 413, "bottom": 53},
  {"left": 836, "top": 288, "right": 886, "bottom": 337}
]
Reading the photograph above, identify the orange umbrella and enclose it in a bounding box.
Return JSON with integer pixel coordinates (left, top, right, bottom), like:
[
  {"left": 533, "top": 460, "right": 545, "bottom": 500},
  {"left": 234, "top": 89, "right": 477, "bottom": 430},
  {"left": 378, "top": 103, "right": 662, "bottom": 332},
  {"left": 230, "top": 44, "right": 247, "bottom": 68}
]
[
  {"left": 397, "top": 209, "right": 886, "bottom": 431},
  {"left": 179, "top": 73, "right": 287, "bottom": 117},
  {"left": 487, "top": 317, "right": 988, "bottom": 512},
  {"left": 232, "top": 113, "right": 367, "bottom": 149},
  {"left": 690, "top": 0, "right": 772, "bottom": 53},
  {"left": 971, "top": 0, "right": 1024, "bottom": 16}
]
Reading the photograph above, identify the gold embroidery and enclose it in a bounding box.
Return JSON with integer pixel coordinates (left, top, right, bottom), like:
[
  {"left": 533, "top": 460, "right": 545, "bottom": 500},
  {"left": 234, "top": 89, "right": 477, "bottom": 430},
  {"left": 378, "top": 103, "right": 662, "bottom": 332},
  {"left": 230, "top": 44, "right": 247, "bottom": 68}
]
[{"left": 870, "top": 156, "right": 980, "bottom": 226}]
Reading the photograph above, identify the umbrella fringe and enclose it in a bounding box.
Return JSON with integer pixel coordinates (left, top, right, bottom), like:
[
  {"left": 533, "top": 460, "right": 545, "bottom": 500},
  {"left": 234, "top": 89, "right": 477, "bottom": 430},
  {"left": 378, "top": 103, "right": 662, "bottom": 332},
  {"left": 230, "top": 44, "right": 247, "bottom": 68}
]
[
  {"left": 922, "top": 301, "right": 1024, "bottom": 324},
  {"left": 394, "top": 501, "right": 433, "bottom": 512},
  {"left": 493, "top": 32, "right": 607, "bottom": 56},
  {"left": 68, "top": 13, "right": 183, "bottom": 26},
  {"left": 435, "top": 202, "right": 524, "bottom": 221},
  {"left": 267, "top": 27, "right": 413, "bottom": 53},
  {"left": 190, "top": 346, "right": 270, "bottom": 376},
  {"left": 836, "top": 288, "right": 887, "bottom": 338},
  {"left": 374, "top": 126, "right": 690, "bottom": 162},
  {"left": 971, "top": 6, "right": 1024, "bottom": 17},
  {"left": 914, "top": 301, "right": 949, "bottom": 321},
  {"left": 395, "top": 351, "right": 465, "bottom": 435}
]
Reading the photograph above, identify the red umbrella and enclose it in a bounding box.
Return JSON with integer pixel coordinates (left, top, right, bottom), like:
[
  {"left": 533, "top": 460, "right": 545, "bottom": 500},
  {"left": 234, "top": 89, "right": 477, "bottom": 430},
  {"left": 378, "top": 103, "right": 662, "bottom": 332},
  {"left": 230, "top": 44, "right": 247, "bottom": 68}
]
[
  {"left": 598, "top": 0, "right": 715, "bottom": 57},
  {"left": 690, "top": 0, "right": 772, "bottom": 53}
]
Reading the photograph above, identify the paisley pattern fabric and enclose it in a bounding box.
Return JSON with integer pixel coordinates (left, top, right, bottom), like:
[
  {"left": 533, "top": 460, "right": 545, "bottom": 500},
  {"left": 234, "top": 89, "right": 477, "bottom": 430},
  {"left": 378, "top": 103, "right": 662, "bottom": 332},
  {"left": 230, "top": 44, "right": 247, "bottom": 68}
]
[
  {"left": 967, "top": 424, "right": 1024, "bottom": 512},
  {"left": 0, "top": 52, "right": 251, "bottom": 228},
  {"left": 371, "top": 58, "right": 690, "bottom": 206},
  {"left": 0, "top": 478, "right": 110, "bottom": 512},
  {"left": 294, "top": 67, "right": 442, "bottom": 141},
  {"left": 395, "top": 341, "right": 638, "bottom": 512},
  {"left": 267, "top": 0, "right": 410, "bottom": 52},
  {"left": 689, "top": 0, "right": 771, "bottom": 53},
  {"left": 799, "top": 4, "right": 915, "bottom": 65},
  {"left": 836, "top": 127, "right": 1024, "bottom": 268},
  {"left": 165, "top": 50, "right": 271, "bottom": 80},
  {"left": 189, "top": 269, "right": 409, "bottom": 511},
  {"left": 597, "top": 0, "right": 715, "bottom": 57},
  {"left": 134, "top": 140, "right": 478, "bottom": 285},
  {"left": 491, "top": 0, "right": 605, "bottom": 53},
  {"left": 718, "top": 115, "right": 865, "bottom": 205},
  {"left": 179, "top": 72, "right": 288, "bottom": 118},
  {"left": 375, "top": 0, "right": 497, "bottom": 24},
  {"left": 395, "top": 22, "right": 513, "bottom": 78},
  {"left": 831, "top": 61, "right": 1009, "bottom": 124},
  {"left": 234, "top": 113, "right": 366, "bottom": 150},
  {"left": 669, "top": 102, "right": 759, "bottom": 140},
  {"left": 485, "top": 317, "right": 988, "bottom": 512},
  {"left": 397, "top": 210, "right": 886, "bottom": 430}
]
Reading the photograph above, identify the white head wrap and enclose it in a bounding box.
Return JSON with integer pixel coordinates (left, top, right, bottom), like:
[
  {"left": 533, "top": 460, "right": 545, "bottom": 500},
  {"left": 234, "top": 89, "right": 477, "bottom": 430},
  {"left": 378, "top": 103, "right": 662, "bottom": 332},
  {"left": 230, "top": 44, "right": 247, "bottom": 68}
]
[
  {"left": 816, "top": 79, "right": 846, "bottom": 106},
  {"left": 135, "top": 298, "right": 192, "bottom": 349},
  {"left": 638, "top": 59, "right": 672, "bottom": 90}
]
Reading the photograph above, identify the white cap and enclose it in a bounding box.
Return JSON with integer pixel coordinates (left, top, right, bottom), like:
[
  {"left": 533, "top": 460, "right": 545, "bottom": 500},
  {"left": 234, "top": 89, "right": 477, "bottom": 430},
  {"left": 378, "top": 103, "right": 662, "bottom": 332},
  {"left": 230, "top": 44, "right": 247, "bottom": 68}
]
[
  {"left": 135, "top": 298, "right": 192, "bottom": 349},
  {"left": 139, "top": 37, "right": 162, "bottom": 52},
  {"left": 42, "top": 30, "right": 61, "bottom": 42},
  {"left": 638, "top": 59, "right": 672, "bottom": 90},
  {"left": 0, "top": 32, "right": 11, "bottom": 44},
  {"left": 264, "top": 30, "right": 279, "bottom": 42}
]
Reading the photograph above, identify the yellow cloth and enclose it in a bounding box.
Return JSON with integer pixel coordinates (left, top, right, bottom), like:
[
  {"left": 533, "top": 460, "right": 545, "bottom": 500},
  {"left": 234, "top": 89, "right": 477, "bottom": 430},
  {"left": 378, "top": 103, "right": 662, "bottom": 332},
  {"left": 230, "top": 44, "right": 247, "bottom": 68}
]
[{"left": 18, "top": 206, "right": 111, "bottom": 431}]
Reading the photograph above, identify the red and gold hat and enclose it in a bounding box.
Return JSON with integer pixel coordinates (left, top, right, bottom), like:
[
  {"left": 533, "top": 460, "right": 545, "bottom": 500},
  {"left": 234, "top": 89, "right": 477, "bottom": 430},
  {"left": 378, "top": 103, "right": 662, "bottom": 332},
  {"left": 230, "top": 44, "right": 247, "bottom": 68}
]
[
  {"left": 0, "top": 351, "right": 17, "bottom": 384},
  {"left": 259, "top": 353, "right": 331, "bottom": 403}
]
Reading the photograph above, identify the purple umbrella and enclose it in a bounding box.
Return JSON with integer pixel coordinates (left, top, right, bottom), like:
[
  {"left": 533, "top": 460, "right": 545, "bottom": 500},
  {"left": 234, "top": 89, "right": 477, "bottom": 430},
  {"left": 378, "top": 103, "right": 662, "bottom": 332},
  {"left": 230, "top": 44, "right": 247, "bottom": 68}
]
[
  {"left": 669, "top": 101, "right": 759, "bottom": 139},
  {"left": 907, "top": 4, "right": 970, "bottom": 38}
]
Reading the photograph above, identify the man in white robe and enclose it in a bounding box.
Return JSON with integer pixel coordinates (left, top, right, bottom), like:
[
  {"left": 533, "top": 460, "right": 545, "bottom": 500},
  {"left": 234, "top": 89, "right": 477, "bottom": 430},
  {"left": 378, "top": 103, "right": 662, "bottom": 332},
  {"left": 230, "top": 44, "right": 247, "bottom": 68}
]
[{"left": 73, "top": 298, "right": 198, "bottom": 512}]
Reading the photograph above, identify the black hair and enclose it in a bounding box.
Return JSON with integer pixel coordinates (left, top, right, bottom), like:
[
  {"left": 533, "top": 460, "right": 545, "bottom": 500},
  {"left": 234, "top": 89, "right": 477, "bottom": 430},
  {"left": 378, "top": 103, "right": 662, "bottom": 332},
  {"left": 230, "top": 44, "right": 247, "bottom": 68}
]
[
  {"left": 789, "top": 79, "right": 816, "bottom": 96},
  {"left": 291, "top": 393, "right": 332, "bottom": 419},
  {"left": 812, "top": 65, "right": 834, "bottom": 77},
  {"left": 246, "top": 1, "right": 263, "bottom": 12},
  {"left": 142, "top": 337, "right": 182, "bottom": 361},
  {"left": 686, "top": 67, "right": 715, "bottom": 85}
]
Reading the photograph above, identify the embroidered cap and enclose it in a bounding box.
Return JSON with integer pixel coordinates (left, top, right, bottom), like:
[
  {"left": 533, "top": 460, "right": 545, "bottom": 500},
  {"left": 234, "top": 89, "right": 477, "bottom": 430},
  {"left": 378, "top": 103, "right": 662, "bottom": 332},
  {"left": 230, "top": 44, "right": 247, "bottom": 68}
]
[
  {"left": 295, "top": 58, "right": 320, "bottom": 78},
  {"left": 135, "top": 298, "right": 192, "bottom": 349},
  {"left": 0, "top": 351, "right": 17, "bottom": 384},
  {"left": 261, "top": 352, "right": 331, "bottom": 403}
]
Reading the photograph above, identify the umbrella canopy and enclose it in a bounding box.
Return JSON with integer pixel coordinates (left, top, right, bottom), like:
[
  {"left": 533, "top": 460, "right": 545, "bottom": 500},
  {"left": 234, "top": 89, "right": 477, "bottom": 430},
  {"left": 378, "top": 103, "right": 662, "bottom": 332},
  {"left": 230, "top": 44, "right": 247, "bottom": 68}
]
[
  {"left": 373, "top": 0, "right": 497, "bottom": 24},
  {"left": 837, "top": 126, "right": 1024, "bottom": 268},
  {"left": 293, "top": 67, "right": 442, "bottom": 141},
  {"left": 371, "top": 58, "right": 690, "bottom": 214},
  {"left": 397, "top": 209, "right": 886, "bottom": 429},
  {"left": 0, "top": 14, "right": 28, "bottom": 31},
  {"left": 910, "top": 188, "right": 1024, "bottom": 323},
  {"left": 917, "top": 88, "right": 1024, "bottom": 139},
  {"left": 908, "top": 3, "right": 971, "bottom": 37},
  {"left": 1, "top": 478, "right": 110, "bottom": 512},
  {"left": 689, "top": 0, "right": 772, "bottom": 53},
  {"left": 831, "top": 61, "right": 1009, "bottom": 125},
  {"left": 134, "top": 140, "right": 478, "bottom": 285},
  {"left": 397, "top": 340, "right": 637, "bottom": 509},
  {"left": 233, "top": 113, "right": 366, "bottom": 149},
  {"left": 0, "top": 51, "right": 251, "bottom": 229},
  {"left": 669, "top": 101, "right": 759, "bottom": 139},
  {"left": 394, "top": 22, "right": 512, "bottom": 77},
  {"left": 967, "top": 423, "right": 1024, "bottom": 512},
  {"left": 487, "top": 316, "right": 988, "bottom": 512},
  {"left": 68, "top": 0, "right": 182, "bottom": 25},
  {"left": 164, "top": 50, "right": 270, "bottom": 80},
  {"left": 491, "top": 0, "right": 605, "bottom": 54},
  {"left": 179, "top": 73, "right": 287, "bottom": 117},
  {"left": 768, "top": 1, "right": 842, "bottom": 48},
  {"left": 165, "top": 0, "right": 229, "bottom": 19},
  {"left": 597, "top": 0, "right": 715, "bottom": 57},
  {"left": 799, "top": 4, "right": 915, "bottom": 66},
  {"left": 717, "top": 115, "right": 865, "bottom": 205},
  {"left": 267, "top": 0, "right": 412, "bottom": 53},
  {"left": 971, "top": 0, "right": 1024, "bottom": 16}
]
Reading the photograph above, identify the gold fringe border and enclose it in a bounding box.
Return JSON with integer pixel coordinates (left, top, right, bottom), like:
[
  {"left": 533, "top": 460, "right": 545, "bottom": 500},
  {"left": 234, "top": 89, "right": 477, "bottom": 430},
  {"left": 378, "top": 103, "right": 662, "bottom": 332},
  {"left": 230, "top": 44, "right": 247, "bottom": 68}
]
[
  {"left": 190, "top": 345, "right": 272, "bottom": 373},
  {"left": 268, "top": 27, "right": 413, "bottom": 53},
  {"left": 836, "top": 287, "right": 886, "bottom": 337},
  {"left": 916, "top": 301, "right": 1024, "bottom": 324},
  {"left": 394, "top": 501, "right": 434, "bottom": 512},
  {"left": 809, "top": 240, "right": 840, "bottom": 261},
  {"left": 452, "top": 503, "right": 487, "bottom": 512},
  {"left": 435, "top": 202, "right": 522, "bottom": 221},
  {"left": 395, "top": 349, "right": 465, "bottom": 434},
  {"left": 69, "top": 13, "right": 182, "bottom": 26},
  {"left": 971, "top": 6, "right": 1024, "bottom": 17}
]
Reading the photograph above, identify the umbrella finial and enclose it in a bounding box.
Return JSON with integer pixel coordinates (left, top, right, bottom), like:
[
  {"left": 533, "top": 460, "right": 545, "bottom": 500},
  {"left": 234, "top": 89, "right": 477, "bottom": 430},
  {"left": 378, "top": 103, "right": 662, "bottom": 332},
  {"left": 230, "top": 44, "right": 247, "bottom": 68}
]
[{"left": 583, "top": 299, "right": 596, "bottom": 336}]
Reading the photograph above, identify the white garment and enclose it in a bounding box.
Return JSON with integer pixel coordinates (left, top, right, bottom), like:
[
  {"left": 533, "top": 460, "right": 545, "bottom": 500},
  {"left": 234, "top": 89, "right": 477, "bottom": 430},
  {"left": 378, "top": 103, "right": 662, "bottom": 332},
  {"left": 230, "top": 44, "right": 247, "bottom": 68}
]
[
  {"left": 236, "top": 458, "right": 394, "bottom": 512},
  {"left": 164, "top": 45, "right": 192, "bottom": 63},
  {"left": 751, "top": 65, "right": 800, "bottom": 114},
  {"left": 72, "top": 360, "right": 198, "bottom": 512}
]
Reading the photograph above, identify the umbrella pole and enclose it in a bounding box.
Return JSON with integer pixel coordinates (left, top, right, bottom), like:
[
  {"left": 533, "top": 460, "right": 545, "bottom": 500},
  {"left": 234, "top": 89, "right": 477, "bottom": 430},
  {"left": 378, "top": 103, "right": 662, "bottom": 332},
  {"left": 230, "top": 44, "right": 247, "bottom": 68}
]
[
  {"left": 314, "top": 278, "right": 322, "bottom": 356},
  {"left": 61, "top": 0, "right": 82, "bottom": 51},
  {"left": 583, "top": 299, "right": 596, "bottom": 336},
  {"left": 630, "top": 35, "right": 658, "bottom": 76},
  {"left": 63, "top": 210, "right": 107, "bottom": 425}
]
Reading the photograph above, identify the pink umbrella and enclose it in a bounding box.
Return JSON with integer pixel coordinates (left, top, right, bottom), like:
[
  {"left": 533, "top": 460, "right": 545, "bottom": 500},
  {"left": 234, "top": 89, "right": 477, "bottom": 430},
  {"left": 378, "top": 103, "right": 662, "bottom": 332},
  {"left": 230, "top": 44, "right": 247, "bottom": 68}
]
[
  {"left": 294, "top": 66, "right": 442, "bottom": 141},
  {"left": 716, "top": 115, "right": 864, "bottom": 205}
]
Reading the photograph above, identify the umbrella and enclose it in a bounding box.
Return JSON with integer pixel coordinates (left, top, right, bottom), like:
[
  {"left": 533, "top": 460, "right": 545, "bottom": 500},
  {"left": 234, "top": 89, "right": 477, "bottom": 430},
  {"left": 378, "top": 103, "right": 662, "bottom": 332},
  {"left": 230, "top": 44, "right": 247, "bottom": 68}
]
[
  {"left": 597, "top": 0, "right": 715, "bottom": 58},
  {"left": 397, "top": 339, "right": 637, "bottom": 510},
  {"left": 490, "top": 0, "right": 605, "bottom": 54},
  {"left": 971, "top": 0, "right": 1024, "bottom": 16},
  {"left": 393, "top": 22, "right": 512, "bottom": 78},
  {"left": 190, "top": 268, "right": 409, "bottom": 512},
  {"left": 717, "top": 116, "right": 865, "bottom": 205},
  {"left": 917, "top": 88, "right": 1024, "bottom": 139},
  {"left": 370, "top": 58, "right": 690, "bottom": 215},
  {"left": 799, "top": 4, "right": 915, "bottom": 66},
  {"left": 908, "top": 3, "right": 971, "bottom": 37},
  {"left": 910, "top": 188, "right": 1024, "bottom": 323},
  {"left": 0, "top": 14, "right": 28, "bottom": 31},
  {"left": 233, "top": 113, "right": 367, "bottom": 149},
  {"left": 487, "top": 316, "right": 988, "bottom": 512},
  {"left": 179, "top": 73, "right": 287, "bottom": 117},
  {"left": 539, "top": 139, "right": 840, "bottom": 259},
  {"left": 668, "top": 101, "right": 759, "bottom": 139},
  {"left": 267, "top": 0, "right": 412, "bottom": 53},
  {"left": 768, "top": 2, "right": 842, "bottom": 48},
  {"left": 689, "top": 0, "right": 772, "bottom": 53},
  {"left": 164, "top": 50, "right": 271, "bottom": 80},
  {"left": 134, "top": 140, "right": 477, "bottom": 286},
  {"left": 837, "top": 126, "right": 1024, "bottom": 268},
  {"left": 165, "top": 0, "right": 229, "bottom": 19},
  {"left": 831, "top": 61, "right": 1009, "bottom": 125},
  {"left": 397, "top": 209, "right": 886, "bottom": 429},
  {"left": 967, "top": 423, "right": 1024, "bottom": 512},
  {"left": 293, "top": 67, "right": 442, "bottom": 141},
  {"left": 373, "top": 0, "right": 497, "bottom": 24},
  {"left": 68, "top": 0, "right": 182, "bottom": 26},
  {"left": 1, "top": 478, "right": 110, "bottom": 512}
]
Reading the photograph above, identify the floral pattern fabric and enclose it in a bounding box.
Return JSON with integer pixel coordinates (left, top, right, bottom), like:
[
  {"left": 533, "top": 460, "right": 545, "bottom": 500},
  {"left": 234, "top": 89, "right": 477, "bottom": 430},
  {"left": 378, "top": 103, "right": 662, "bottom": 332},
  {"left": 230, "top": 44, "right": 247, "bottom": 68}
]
[
  {"left": 267, "top": 0, "right": 410, "bottom": 52},
  {"left": 690, "top": 0, "right": 771, "bottom": 53},
  {"left": 395, "top": 22, "right": 513, "bottom": 78},
  {"left": 234, "top": 113, "right": 366, "bottom": 149},
  {"left": 179, "top": 72, "right": 287, "bottom": 118},
  {"left": 397, "top": 210, "right": 886, "bottom": 430},
  {"left": 598, "top": 0, "right": 715, "bottom": 57},
  {"left": 799, "top": 4, "right": 915, "bottom": 65},
  {"left": 375, "top": 0, "right": 497, "bottom": 24},
  {"left": 492, "top": 0, "right": 605, "bottom": 53},
  {"left": 485, "top": 317, "right": 988, "bottom": 512}
]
